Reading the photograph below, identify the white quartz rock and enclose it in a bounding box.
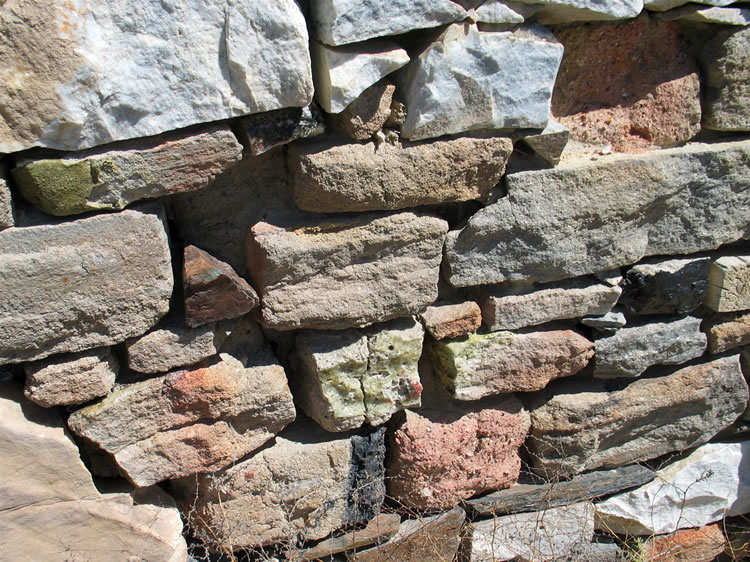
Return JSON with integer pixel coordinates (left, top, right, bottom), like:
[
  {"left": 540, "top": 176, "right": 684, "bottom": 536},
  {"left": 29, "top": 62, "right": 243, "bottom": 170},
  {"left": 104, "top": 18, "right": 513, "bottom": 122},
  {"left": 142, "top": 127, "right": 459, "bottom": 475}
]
[
  {"left": 646, "top": 0, "right": 736, "bottom": 11},
  {"left": 513, "top": 0, "right": 644, "bottom": 22},
  {"left": 473, "top": 0, "right": 526, "bottom": 23}
]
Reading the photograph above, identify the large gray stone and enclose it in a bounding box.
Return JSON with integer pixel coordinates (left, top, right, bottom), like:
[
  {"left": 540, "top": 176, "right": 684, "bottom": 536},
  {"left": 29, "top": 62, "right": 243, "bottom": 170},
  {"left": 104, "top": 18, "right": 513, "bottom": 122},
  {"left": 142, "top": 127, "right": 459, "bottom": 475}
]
[
  {"left": 246, "top": 212, "right": 448, "bottom": 330},
  {"left": 702, "top": 27, "right": 750, "bottom": 132},
  {"left": 444, "top": 140, "right": 750, "bottom": 286},
  {"left": 0, "top": 0, "right": 313, "bottom": 152},
  {"left": 0, "top": 206, "right": 173, "bottom": 365},
  {"left": 290, "top": 135, "right": 513, "bottom": 213},
  {"left": 514, "top": 0, "right": 643, "bottom": 23},
  {"left": 308, "top": 0, "right": 467, "bottom": 46},
  {"left": 593, "top": 316, "right": 707, "bottom": 378},
  {"left": 125, "top": 318, "right": 217, "bottom": 374},
  {"left": 0, "top": 384, "right": 187, "bottom": 561},
  {"left": 705, "top": 255, "right": 750, "bottom": 312},
  {"left": 399, "top": 23, "right": 563, "bottom": 141},
  {"left": 527, "top": 355, "right": 749, "bottom": 478}
]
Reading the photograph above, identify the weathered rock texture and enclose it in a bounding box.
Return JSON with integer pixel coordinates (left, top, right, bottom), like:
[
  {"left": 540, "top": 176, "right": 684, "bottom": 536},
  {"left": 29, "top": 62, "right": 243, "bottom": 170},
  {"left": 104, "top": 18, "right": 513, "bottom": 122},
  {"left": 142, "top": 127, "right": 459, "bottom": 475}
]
[
  {"left": 639, "top": 524, "right": 727, "bottom": 562},
  {"left": 12, "top": 126, "right": 242, "bottom": 216},
  {"left": 480, "top": 276, "right": 621, "bottom": 331},
  {"left": 173, "top": 425, "right": 386, "bottom": 549},
  {"left": 67, "top": 354, "right": 295, "bottom": 486},
  {"left": 593, "top": 316, "right": 707, "bottom": 378},
  {"left": 444, "top": 140, "right": 750, "bottom": 286},
  {"left": 528, "top": 355, "right": 749, "bottom": 477},
  {"left": 0, "top": 168, "right": 13, "bottom": 229},
  {"left": 659, "top": 4, "right": 750, "bottom": 25},
  {"left": 299, "top": 513, "right": 401, "bottom": 560},
  {"left": 386, "top": 396, "right": 530, "bottom": 510},
  {"left": 126, "top": 318, "right": 217, "bottom": 374},
  {"left": 521, "top": 0, "right": 643, "bottom": 23},
  {"left": 0, "top": 0, "right": 313, "bottom": 152},
  {"left": 420, "top": 302, "right": 482, "bottom": 340},
  {"left": 595, "top": 441, "right": 750, "bottom": 535},
  {"left": 0, "top": 385, "right": 187, "bottom": 561},
  {"left": 705, "top": 255, "right": 750, "bottom": 312},
  {"left": 0, "top": 207, "right": 173, "bottom": 365},
  {"left": 702, "top": 27, "right": 750, "bottom": 131},
  {"left": 428, "top": 329, "right": 594, "bottom": 400},
  {"left": 24, "top": 348, "right": 118, "bottom": 408},
  {"left": 515, "top": 118, "right": 570, "bottom": 166},
  {"left": 237, "top": 104, "right": 325, "bottom": 156},
  {"left": 331, "top": 81, "right": 395, "bottom": 141},
  {"left": 246, "top": 212, "right": 448, "bottom": 330},
  {"left": 705, "top": 311, "right": 750, "bottom": 354},
  {"left": 552, "top": 16, "right": 701, "bottom": 152},
  {"left": 400, "top": 23, "right": 563, "bottom": 140},
  {"left": 290, "top": 136, "right": 513, "bottom": 212},
  {"left": 646, "top": 0, "right": 735, "bottom": 10}
]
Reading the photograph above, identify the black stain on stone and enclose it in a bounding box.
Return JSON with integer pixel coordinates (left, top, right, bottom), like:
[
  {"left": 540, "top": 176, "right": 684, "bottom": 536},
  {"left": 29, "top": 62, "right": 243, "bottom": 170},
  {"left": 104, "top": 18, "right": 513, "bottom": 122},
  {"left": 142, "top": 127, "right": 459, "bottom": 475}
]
[{"left": 345, "top": 426, "right": 386, "bottom": 526}]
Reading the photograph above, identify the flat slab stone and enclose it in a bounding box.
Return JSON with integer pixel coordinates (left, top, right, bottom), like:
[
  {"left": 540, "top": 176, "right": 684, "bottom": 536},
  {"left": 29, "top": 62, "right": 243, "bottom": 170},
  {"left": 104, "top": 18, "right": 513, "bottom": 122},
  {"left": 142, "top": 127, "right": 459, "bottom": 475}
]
[
  {"left": 420, "top": 301, "right": 482, "bottom": 340},
  {"left": 444, "top": 140, "right": 750, "bottom": 286},
  {"left": 0, "top": 206, "right": 172, "bottom": 365},
  {"left": 0, "top": 0, "right": 313, "bottom": 152},
  {"left": 517, "top": 0, "right": 643, "bottom": 23},
  {"left": 480, "top": 276, "right": 621, "bottom": 331},
  {"left": 593, "top": 316, "right": 707, "bottom": 378},
  {"left": 67, "top": 353, "right": 296, "bottom": 486},
  {"left": 246, "top": 212, "right": 448, "bottom": 330},
  {"left": 595, "top": 441, "right": 750, "bottom": 535},
  {"left": 705, "top": 255, "right": 750, "bottom": 312},
  {"left": 465, "top": 464, "right": 656, "bottom": 516},
  {"left": 581, "top": 310, "right": 627, "bottom": 331},
  {"left": 427, "top": 328, "right": 594, "bottom": 401},
  {"left": 527, "top": 355, "right": 749, "bottom": 478},
  {"left": 386, "top": 395, "right": 530, "bottom": 510},
  {"left": 125, "top": 318, "right": 217, "bottom": 374},
  {"left": 400, "top": 23, "right": 563, "bottom": 141},
  {"left": 12, "top": 126, "right": 242, "bottom": 216},
  {"left": 295, "top": 513, "right": 401, "bottom": 560},
  {"left": 646, "top": 0, "right": 735, "bottom": 10},
  {"left": 705, "top": 311, "right": 750, "bottom": 354},
  {"left": 24, "top": 348, "right": 118, "bottom": 408},
  {"left": 290, "top": 135, "right": 513, "bottom": 213},
  {"left": 702, "top": 27, "right": 750, "bottom": 132},
  {"left": 237, "top": 105, "right": 325, "bottom": 156},
  {"left": 656, "top": 4, "right": 750, "bottom": 25}
]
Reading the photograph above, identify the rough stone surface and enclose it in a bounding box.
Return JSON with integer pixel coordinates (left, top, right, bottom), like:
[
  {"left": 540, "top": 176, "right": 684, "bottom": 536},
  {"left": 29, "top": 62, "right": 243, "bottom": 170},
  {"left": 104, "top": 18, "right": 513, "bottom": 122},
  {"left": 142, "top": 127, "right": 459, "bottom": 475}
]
[
  {"left": 0, "top": 206, "right": 172, "bottom": 365},
  {"left": 67, "top": 353, "right": 296, "bottom": 487},
  {"left": 527, "top": 355, "right": 749, "bottom": 477},
  {"left": 183, "top": 245, "right": 259, "bottom": 328},
  {"left": 519, "top": 0, "right": 643, "bottom": 23},
  {"left": 705, "top": 255, "right": 750, "bottom": 312},
  {"left": 465, "top": 464, "right": 656, "bottom": 516},
  {"left": 386, "top": 396, "right": 530, "bottom": 510},
  {"left": 246, "top": 212, "right": 448, "bottom": 330},
  {"left": 0, "top": 0, "right": 313, "bottom": 152},
  {"left": 646, "top": 0, "right": 735, "bottom": 10},
  {"left": 480, "top": 276, "right": 621, "bottom": 331},
  {"left": 172, "top": 424, "right": 386, "bottom": 549},
  {"left": 0, "top": 384, "right": 187, "bottom": 561},
  {"left": 702, "top": 27, "right": 750, "bottom": 132},
  {"left": 351, "top": 508, "right": 465, "bottom": 562},
  {"left": 290, "top": 135, "right": 513, "bottom": 213},
  {"left": 595, "top": 441, "right": 750, "bottom": 535},
  {"left": 444, "top": 141, "right": 750, "bottom": 286},
  {"left": 420, "top": 301, "right": 482, "bottom": 340},
  {"left": 0, "top": 167, "right": 13, "bottom": 229},
  {"left": 657, "top": 4, "right": 750, "bottom": 25},
  {"left": 640, "top": 524, "right": 727, "bottom": 562},
  {"left": 515, "top": 118, "right": 570, "bottom": 166},
  {"left": 581, "top": 310, "right": 627, "bottom": 331},
  {"left": 237, "top": 105, "right": 325, "bottom": 156},
  {"left": 126, "top": 318, "right": 217, "bottom": 374},
  {"left": 620, "top": 256, "right": 711, "bottom": 316},
  {"left": 427, "top": 329, "right": 594, "bottom": 401},
  {"left": 331, "top": 81, "right": 395, "bottom": 141},
  {"left": 593, "top": 316, "right": 707, "bottom": 378},
  {"left": 552, "top": 16, "right": 701, "bottom": 153},
  {"left": 472, "top": 0, "right": 527, "bottom": 24},
  {"left": 400, "top": 23, "right": 563, "bottom": 141},
  {"left": 309, "top": 0, "right": 467, "bottom": 46},
  {"left": 469, "top": 502, "right": 595, "bottom": 561},
  {"left": 705, "top": 311, "right": 750, "bottom": 354},
  {"left": 23, "top": 348, "right": 118, "bottom": 408},
  {"left": 312, "top": 40, "right": 409, "bottom": 114},
  {"left": 297, "top": 513, "right": 401, "bottom": 560},
  {"left": 12, "top": 126, "right": 242, "bottom": 216}
]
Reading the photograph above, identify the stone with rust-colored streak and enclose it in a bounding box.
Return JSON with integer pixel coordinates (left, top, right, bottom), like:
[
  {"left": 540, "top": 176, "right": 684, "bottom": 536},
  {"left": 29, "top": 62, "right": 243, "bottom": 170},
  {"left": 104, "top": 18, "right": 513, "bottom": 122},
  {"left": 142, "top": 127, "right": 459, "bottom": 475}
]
[
  {"left": 705, "top": 311, "right": 750, "bottom": 354},
  {"left": 420, "top": 302, "right": 482, "bottom": 340}
]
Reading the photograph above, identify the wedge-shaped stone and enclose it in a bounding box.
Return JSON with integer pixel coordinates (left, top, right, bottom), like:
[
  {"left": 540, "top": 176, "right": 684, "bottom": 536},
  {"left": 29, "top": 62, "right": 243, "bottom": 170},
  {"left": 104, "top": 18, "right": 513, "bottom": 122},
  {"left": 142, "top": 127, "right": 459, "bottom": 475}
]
[
  {"left": 705, "top": 311, "right": 750, "bottom": 354},
  {"left": 331, "top": 81, "right": 396, "bottom": 141},
  {"left": 445, "top": 141, "right": 750, "bottom": 286},
  {"left": 427, "top": 329, "right": 594, "bottom": 400},
  {"left": 0, "top": 384, "right": 187, "bottom": 561},
  {"left": 595, "top": 442, "right": 750, "bottom": 535},
  {"left": 420, "top": 301, "right": 482, "bottom": 340},
  {"left": 309, "top": 0, "right": 467, "bottom": 46},
  {"left": 0, "top": 0, "right": 313, "bottom": 152},
  {"left": 593, "top": 316, "right": 707, "bottom": 378},
  {"left": 514, "top": 119, "right": 569, "bottom": 166},
  {"left": 246, "top": 212, "right": 448, "bottom": 330},
  {"left": 472, "top": 0, "right": 527, "bottom": 24},
  {"left": 515, "top": 0, "right": 642, "bottom": 23},
  {"left": 12, "top": 126, "right": 242, "bottom": 216},
  {"left": 237, "top": 105, "right": 325, "bottom": 156},
  {"left": 705, "top": 255, "right": 750, "bottom": 312},
  {"left": 172, "top": 424, "right": 385, "bottom": 549},
  {"left": 702, "top": 27, "right": 750, "bottom": 131},
  {"left": 0, "top": 207, "right": 172, "bottom": 365},
  {"left": 387, "top": 396, "right": 530, "bottom": 510},
  {"left": 290, "top": 136, "right": 513, "bottom": 212},
  {"left": 400, "top": 23, "right": 563, "bottom": 141},
  {"left": 480, "top": 276, "right": 621, "bottom": 331},
  {"left": 67, "top": 353, "right": 295, "bottom": 486},
  {"left": 528, "top": 355, "right": 749, "bottom": 478}
]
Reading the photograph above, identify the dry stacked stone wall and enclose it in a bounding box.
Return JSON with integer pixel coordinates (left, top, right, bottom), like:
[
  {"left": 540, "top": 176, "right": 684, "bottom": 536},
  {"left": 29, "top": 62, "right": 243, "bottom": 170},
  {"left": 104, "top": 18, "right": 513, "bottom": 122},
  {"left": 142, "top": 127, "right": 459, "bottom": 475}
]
[{"left": 2, "top": 1, "right": 750, "bottom": 560}]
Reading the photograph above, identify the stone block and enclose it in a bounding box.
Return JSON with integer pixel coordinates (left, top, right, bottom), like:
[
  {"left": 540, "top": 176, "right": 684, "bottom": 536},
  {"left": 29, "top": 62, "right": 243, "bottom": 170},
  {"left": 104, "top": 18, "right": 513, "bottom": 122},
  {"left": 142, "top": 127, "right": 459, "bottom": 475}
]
[
  {"left": 701, "top": 27, "right": 750, "bottom": 131},
  {"left": 656, "top": 4, "right": 750, "bottom": 25},
  {"left": 296, "top": 513, "right": 401, "bottom": 560},
  {"left": 237, "top": 104, "right": 325, "bottom": 156},
  {"left": 705, "top": 255, "right": 750, "bottom": 312},
  {"left": 705, "top": 311, "right": 750, "bottom": 354},
  {"left": 331, "top": 81, "right": 395, "bottom": 141},
  {"left": 420, "top": 301, "right": 482, "bottom": 340},
  {"left": 639, "top": 524, "right": 727, "bottom": 562},
  {"left": 646, "top": 0, "right": 734, "bottom": 10}
]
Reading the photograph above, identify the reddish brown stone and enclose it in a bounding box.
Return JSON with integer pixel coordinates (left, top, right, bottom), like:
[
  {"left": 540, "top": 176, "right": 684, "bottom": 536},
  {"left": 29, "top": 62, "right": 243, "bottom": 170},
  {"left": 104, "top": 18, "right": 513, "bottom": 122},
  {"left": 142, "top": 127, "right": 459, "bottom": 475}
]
[
  {"left": 420, "top": 301, "right": 482, "bottom": 340},
  {"left": 706, "top": 311, "right": 750, "bottom": 354},
  {"left": 552, "top": 16, "right": 701, "bottom": 153},
  {"left": 386, "top": 395, "right": 530, "bottom": 511},
  {"left": 183, "top": 245, "right": 259, "bottom": 328},
  {"left": 641, "top": 524, "right": 726, "bottom": 562},
  {"left": 331, "top": 81, "right": 395, "bottom": 141}
]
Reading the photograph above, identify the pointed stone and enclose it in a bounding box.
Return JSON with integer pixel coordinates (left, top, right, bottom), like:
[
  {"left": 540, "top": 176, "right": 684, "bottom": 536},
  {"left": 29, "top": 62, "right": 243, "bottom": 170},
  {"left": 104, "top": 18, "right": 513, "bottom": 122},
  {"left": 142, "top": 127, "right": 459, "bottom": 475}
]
[
  {"left": 515, "top": 119, "right": 569, "bottom": 166},
  {"left": 701, "top": 27, "right": 750, "bottom": 132},
  {"left": 183, "top": 245, "right": 259, "bottom": 328},
  {"left": 237, "top": 105, "right": 325, "bottom": 156},
  {"left": 420, "top": 301, "right": 482, "bottom": 340},
  {"left": 330, "top": 81, "right": 395, "bottom": 141},
  {"left": 705, "top": 255, "right": 750, "bottom": 313},
  {"left": 705, "top": 311, "right": 750, "bottom": 354},
  {"left": 473, "top": 0, "right": 527, "bottom": 24}
]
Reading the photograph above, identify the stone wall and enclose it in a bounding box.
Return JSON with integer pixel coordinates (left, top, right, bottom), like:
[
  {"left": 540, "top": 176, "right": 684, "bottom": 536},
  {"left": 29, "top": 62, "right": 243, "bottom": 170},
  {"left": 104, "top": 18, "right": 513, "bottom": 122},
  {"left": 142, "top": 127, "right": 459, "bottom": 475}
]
[{"left": 2, "top": 1, "right": 750, "bottom": 560}]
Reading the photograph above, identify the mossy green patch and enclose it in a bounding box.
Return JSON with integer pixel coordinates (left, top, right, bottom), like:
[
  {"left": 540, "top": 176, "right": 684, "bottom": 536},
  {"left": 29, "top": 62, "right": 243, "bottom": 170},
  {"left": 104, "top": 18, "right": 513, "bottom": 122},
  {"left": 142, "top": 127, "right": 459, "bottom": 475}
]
[{"left": 13, "top": 159, "right": 97, "bottom": 216}]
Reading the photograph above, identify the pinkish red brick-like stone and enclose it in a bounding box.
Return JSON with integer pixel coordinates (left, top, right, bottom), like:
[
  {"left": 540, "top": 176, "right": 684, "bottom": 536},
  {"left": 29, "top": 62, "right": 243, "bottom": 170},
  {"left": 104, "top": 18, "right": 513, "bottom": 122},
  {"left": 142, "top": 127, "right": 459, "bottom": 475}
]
[
  {"left": 706, "top": 311, "right": 750, "bottom": 354},
  {"left": 420, "top": 302, "right": 482, "bottom": 340},
  {"left": 641, "top": 524, "right": 726, "bottom": 562},
  {"left": 386, "top": 395, "right": 530, "bottom": 511}
]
